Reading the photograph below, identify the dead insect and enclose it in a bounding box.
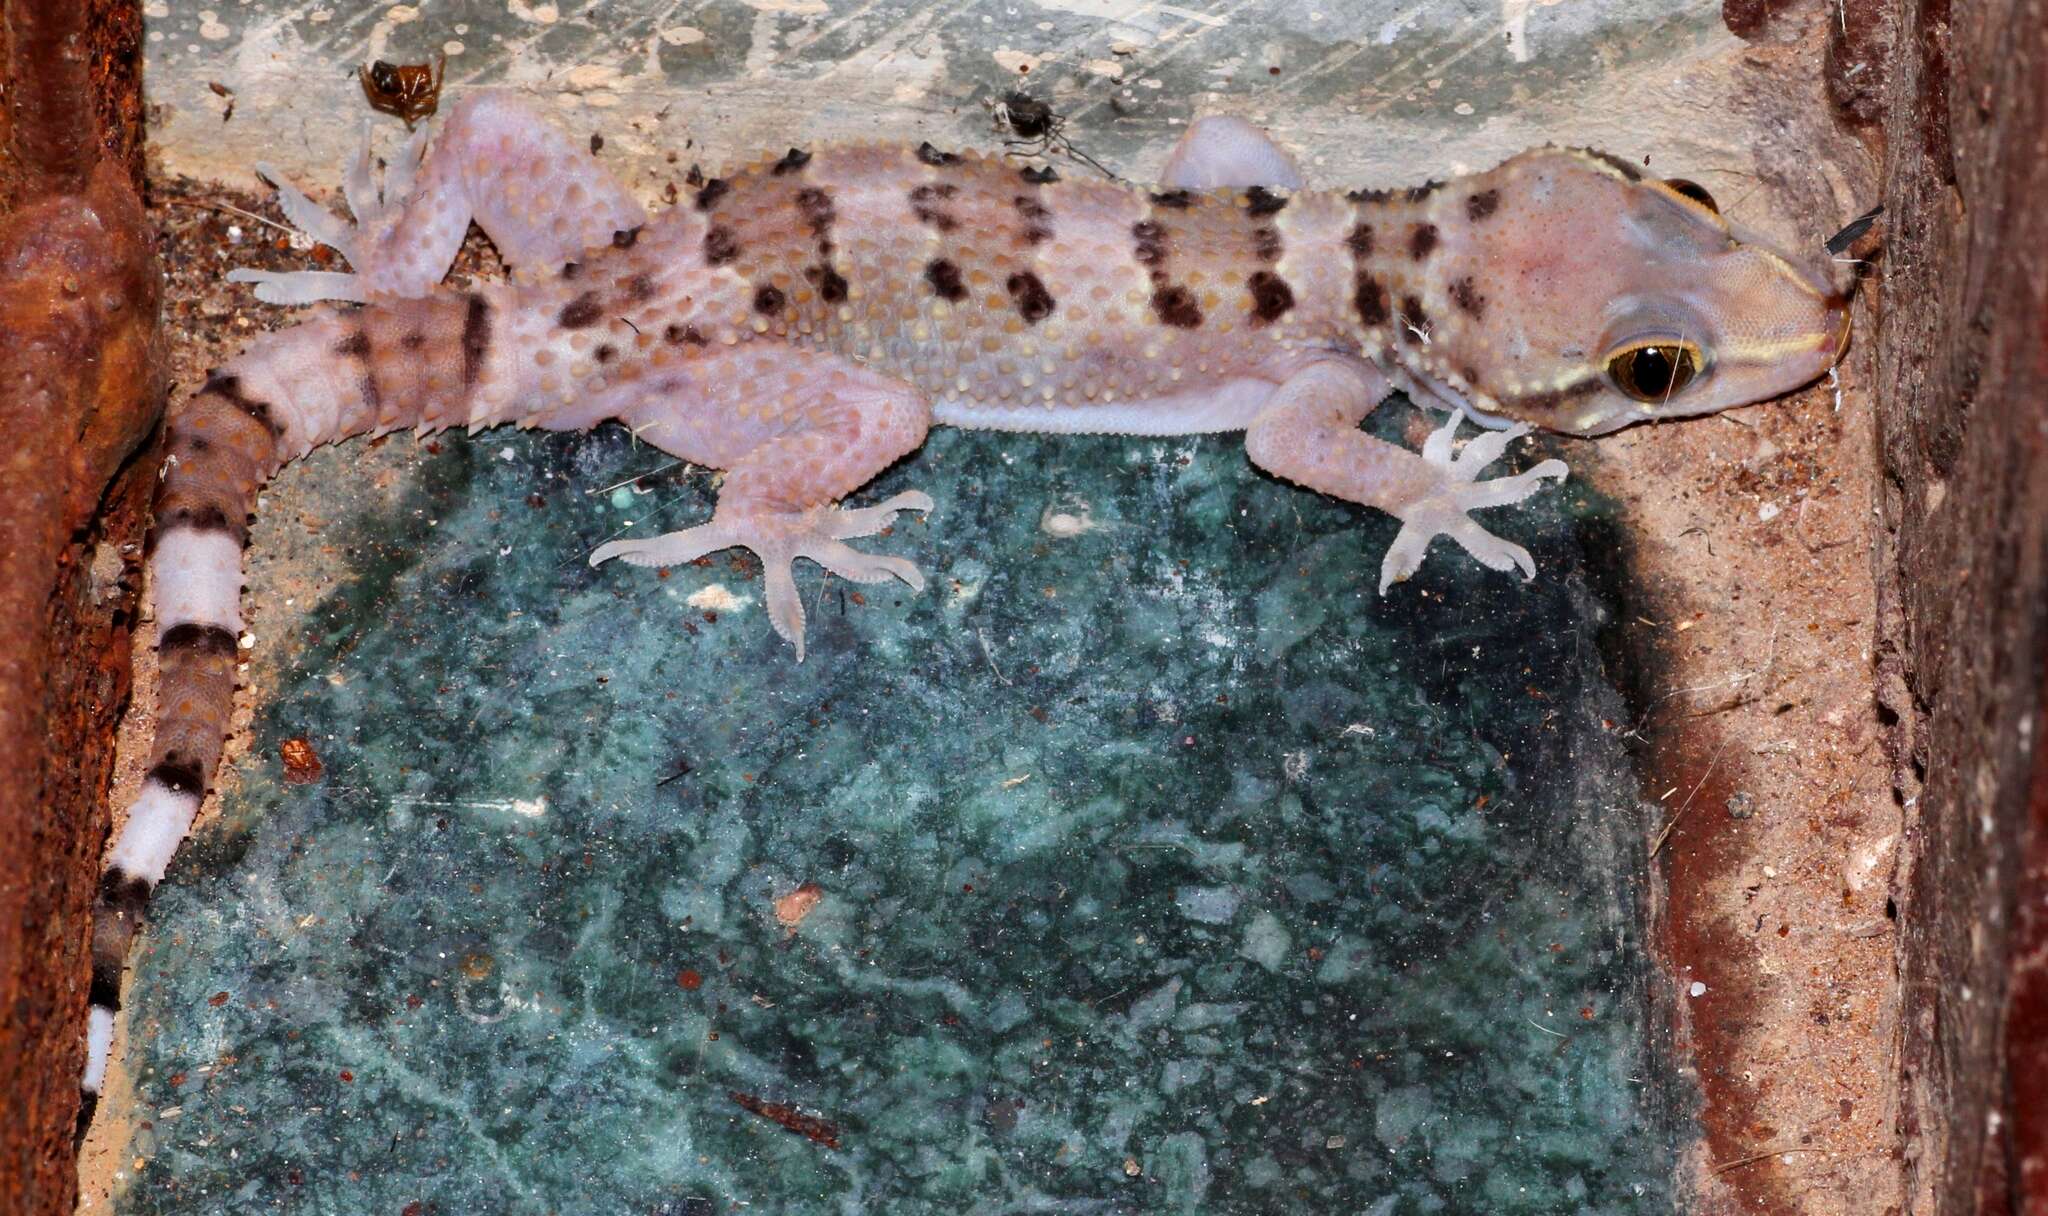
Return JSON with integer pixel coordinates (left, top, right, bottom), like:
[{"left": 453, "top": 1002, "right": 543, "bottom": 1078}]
[
  {"left": 995, "top": 89, "right": 1057, "bottom": 141},
  {"left": 358, "top": 53, "right": 447, "bottom": 129},
  {"left": 986, "top": 88, "right": 1117, "bottom": 181}
]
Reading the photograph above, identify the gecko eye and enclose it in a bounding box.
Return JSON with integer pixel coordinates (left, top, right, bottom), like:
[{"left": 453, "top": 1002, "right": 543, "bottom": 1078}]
[
  {"left": 1663, "top": 179, "right": 1719, "bottom": 213},
  {"left": 1606, "top": 341, "right": 1702, "bottom": 402}
]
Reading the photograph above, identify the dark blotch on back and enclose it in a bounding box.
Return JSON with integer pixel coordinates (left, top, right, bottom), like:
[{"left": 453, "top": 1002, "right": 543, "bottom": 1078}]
[
  {"left": 694, "top": 178, "right": 731, "bottom": 210},
  {"left": 794, "top": 187, "right": 835, "bottom": 237},
  {"left": 399, "top": 331, "right": 427, "bottom": 352},
  {"left": 1252, "top": 226, "right": 1282, "bottom": 262},
  {"left": 1151, "top": 284, "right": 1202, "bottom": 329},
  {"left": 909, "top": 183, "right": 960, "bottom": 231},
  {"left": 1149, "top": 189, "right": 1194, "bottom": 209},
  {"left": 807, "top": 264, "right": 849, "bottom": 303},
  {"left": 1353, "top": 275, "right": 1389, "bottom": 326},
  {"left": 1404, "top": 179, "right": 1443, "bottom": 202},
  {"left": 772, "top": 147, "right": 812, "bottom": 175},
  {"left": 594, "top": 344, "right": 617, "bottom": 364},
  {"left": 1449, "top": 276, "right": 1486, "bottom": 318},
  {"left": 612, "top": 225, "right": 643, "bottom": 248},
  {"left": 916, "top": 142, "right": 963, "bottom": 167},
  {"left": 1465, "top": 189, "right": 1500, "bottom": 222},
  {"left": 664, "top": 323, "right": 708, "bottom": 347},
  {"left": 1247, "top": 270, "right": 1295, "bottom": 323},
  {"left": 1409, "top": 223, "right": 1438, "bottom": 259},
  {"left": 1347, "top": 186, "right": 1394, "bottom": 204},
  {"left": 703, "top": 225, "right": 740, "bottom": 266},
  {"left": 1244, "top": 186, "right": 1288, "bottom": 216},
  {"left": 1006, "top": 272, "right": 1056, "bottom": 323},
  {"left": 1013, "top": 195, "right": 1054, "bottom": 244},
  {"left": 1132, "top": 220, "right": 1167, "bottom": 268},
  {"left": 924, "top": 258, "right": 967, "bottom": 301},
  {"left": 561, "top": 261, "right": 583, "bottom": 280},
  {"left": 333, "top": 330, "right": 371, "bottom": 358},
  {"left": 1345, "top": 223, "right": 1374, "bottom": 257},
  {"left": 1400, "top": 294, "right": 1430, "bottom": 333},
  {"left": 1019, "top": 165, "right": 1058, "bottom": 184},
  {"left": 754, "top": 285, "right": 786, "bottom": 315},
  {"left": 621, "top": 273, "right": 657, "bottom": 304},
  {"left": 558, "top": 291, "right": 605, "bottom": 329}
]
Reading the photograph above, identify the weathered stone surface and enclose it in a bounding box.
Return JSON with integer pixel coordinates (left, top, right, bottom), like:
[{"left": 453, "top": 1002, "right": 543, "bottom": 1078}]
[{"left": 1872, "top": 0, "right": 2048, "bottom": 1211}]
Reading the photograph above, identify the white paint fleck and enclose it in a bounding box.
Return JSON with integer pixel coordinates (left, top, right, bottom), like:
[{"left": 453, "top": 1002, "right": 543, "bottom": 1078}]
[
  {"left": 142, "top": 0, "right": 168, "bottom": 16},
  {"left": 1688, "top": 981, "right": 1708, "bottom": 997},
  {"left": 443, "top": 40, "right": 466, "bottom": 56},
  {"left": 197, "top": 10, "right": 229, "bottom": 40},
  {"left": 1084, "top": 58, "right": 1125, "bottom": 80},
  {"left": 384, "top": 5, "right": 422, "bottom": 24},
  {"left": 509, "top": 797, "right": 547, "bottom": 819},
  {"left": 660, "top": 25, "right": 707, "bottom": 46},
  {"left": 1758, "top": 501, "right": 1781, "bottom": 521}
]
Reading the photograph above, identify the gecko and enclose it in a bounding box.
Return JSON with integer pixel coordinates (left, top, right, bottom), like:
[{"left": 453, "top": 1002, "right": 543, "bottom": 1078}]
[{"left": 76, "top": 92, "right": 1849, "bottom": 1137}]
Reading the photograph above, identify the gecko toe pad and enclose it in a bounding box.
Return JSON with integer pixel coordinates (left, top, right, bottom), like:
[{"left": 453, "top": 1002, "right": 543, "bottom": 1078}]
[
  {"left": 1379, "top": 416, "right": 1569, "bottom": 594},
  {"left": 591, "top": 491, "right": 934, "bottom": 661}
]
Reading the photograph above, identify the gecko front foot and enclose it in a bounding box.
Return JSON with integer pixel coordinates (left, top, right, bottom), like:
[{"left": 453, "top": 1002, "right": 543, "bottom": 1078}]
[
  {"left": 1378, "top": 416, "right": 1569, "bottom": 594},
  {"left": 227, "top": 125, "right": 430, "bottom": 305},
  {"left": 590, "top": 491, "right": 934, "bottom": 661}
]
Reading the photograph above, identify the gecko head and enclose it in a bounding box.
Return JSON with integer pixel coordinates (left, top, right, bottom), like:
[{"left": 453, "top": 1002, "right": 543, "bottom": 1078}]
[{"left": 1427, "top": 147, "right": 1850, "bottom": 437}]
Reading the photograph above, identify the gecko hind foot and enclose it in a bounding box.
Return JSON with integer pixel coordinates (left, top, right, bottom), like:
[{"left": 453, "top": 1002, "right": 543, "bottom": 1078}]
[
  {"left": 590, "top": 491, "right": 934, "bottom": 661},
  {"left": 227, "top": 124, "right": 430, "bottom": 305},
  {"left": 1378, "top": 416, "right": 1569, "bottom": 595}
]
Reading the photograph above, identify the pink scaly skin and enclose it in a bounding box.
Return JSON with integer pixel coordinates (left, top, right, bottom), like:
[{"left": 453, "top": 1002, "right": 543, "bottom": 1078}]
[{"left": 77, "top": 94, "right": 1849, "bottom": 1135}]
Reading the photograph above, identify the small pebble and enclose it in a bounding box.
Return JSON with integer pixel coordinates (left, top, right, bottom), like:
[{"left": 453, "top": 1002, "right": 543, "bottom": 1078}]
[
  {"left": 1725, "top": 792, "right": 1755, "bottom": 819},
  {"left": 1688, "top": 981, "right": 1708, "bottom": 997}
]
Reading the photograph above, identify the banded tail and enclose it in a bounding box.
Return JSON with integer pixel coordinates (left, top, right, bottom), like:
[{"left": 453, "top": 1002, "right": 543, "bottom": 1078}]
[{"left": 80, "top": 290, "right": 499, "bottom": 1139}]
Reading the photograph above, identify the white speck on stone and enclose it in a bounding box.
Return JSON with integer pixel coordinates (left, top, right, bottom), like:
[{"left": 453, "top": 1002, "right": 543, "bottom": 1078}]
[
  {"left": 1759, "top": 501, "right": 1781, "bottom": 521},
  {"left": 1175, "top": 885, "right": 1241, "bottom": 924},
  {"left": 509, "top": 797, "right": 546, "bottom": 818},
  {"left": 660, "top": 25, "right": 706, "bottom": 45},
  {"left": 499, "top": 446, "right": 517, "bottom": 461},
  {"left": 1688, "top": 981, "right": 1708, "bottom": 997},
  {"left": 687, "top": 583, "right": 752, "bottom": 613}
]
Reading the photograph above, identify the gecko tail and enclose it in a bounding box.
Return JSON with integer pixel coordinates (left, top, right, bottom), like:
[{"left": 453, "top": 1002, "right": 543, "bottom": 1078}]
[{"left": 80, "top": 292, "right": 503, "bottom": 1141}]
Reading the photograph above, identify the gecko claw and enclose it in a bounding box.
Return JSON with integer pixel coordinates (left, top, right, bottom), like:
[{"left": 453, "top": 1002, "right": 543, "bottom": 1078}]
[
  {"left": 1377, "top": 415, "right": 1567, "bottom": 594},
  {"left": 591, "top": 492, "right": 933, "bottom": 661}
]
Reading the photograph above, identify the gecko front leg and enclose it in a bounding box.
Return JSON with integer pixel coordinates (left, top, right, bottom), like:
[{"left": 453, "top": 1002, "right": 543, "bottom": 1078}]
[
  {"left": 231, "top": 90, "right": 645, "bottom": 303},
  {"left": 589, "top": 345, "right": 934, "bottom": 661},
  {"left": 1245, "top": 359, "right": 1569, "bottom": 593}
]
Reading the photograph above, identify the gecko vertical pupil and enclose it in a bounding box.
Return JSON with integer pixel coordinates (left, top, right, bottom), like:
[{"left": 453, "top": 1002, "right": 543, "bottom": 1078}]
[{"left": 1607, "top": 343, "right": 1700, "bottom": 402}]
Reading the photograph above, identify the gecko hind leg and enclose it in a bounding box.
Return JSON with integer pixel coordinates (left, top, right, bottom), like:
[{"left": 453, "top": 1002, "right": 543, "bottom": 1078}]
[
  {"left": 588, "top": 348, "right": 934, "bottom": 661},
  {"left": 231, "top": 90, "right": 644, "bottom": 304}
]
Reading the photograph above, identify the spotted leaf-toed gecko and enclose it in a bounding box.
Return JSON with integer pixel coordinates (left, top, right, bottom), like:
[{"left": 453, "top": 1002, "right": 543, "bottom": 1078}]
[{"left": 78, "top": 93, "right": 1848, "bottom": 1135}]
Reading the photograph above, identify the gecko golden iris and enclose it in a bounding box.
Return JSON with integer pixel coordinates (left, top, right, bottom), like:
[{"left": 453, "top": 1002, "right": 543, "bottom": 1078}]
[{"left": 76, "top": 95, "right": 1848, "bottom": 1137}]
